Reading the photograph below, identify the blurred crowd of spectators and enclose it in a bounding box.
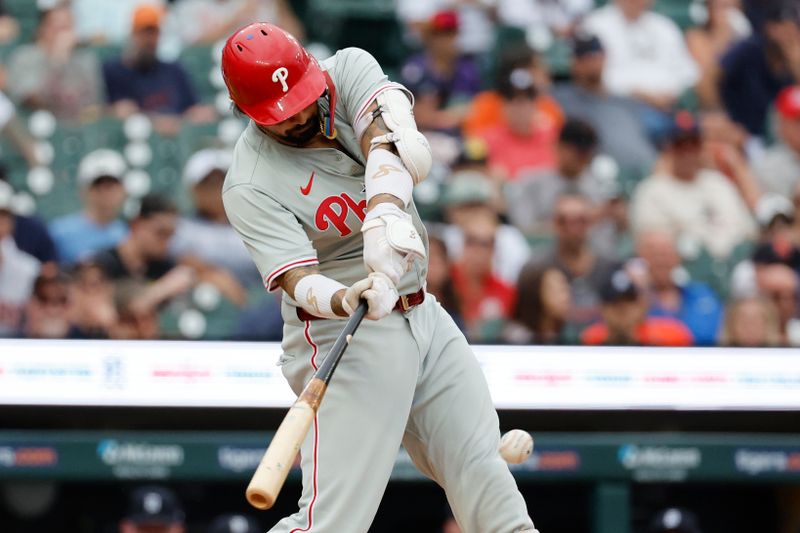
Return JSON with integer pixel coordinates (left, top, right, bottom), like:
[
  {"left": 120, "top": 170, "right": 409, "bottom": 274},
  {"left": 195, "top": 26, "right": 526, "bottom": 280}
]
[{"left": 1, "top": 0, "right": 800, "bottom": 348}]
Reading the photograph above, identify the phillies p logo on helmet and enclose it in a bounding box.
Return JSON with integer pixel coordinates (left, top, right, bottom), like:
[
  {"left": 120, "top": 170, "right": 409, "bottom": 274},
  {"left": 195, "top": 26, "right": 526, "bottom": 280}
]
[{"left": 272, "top": 67, "right": 289, "bottom": 93}]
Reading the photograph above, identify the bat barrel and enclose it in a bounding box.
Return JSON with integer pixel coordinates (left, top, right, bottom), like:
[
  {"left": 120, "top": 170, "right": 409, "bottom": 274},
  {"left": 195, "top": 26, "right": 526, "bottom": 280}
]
[
  {"left": 245, "top": 300, "right": 366, "bottom": 510},
  {"left": 245, "top": 380, "right": 327, "bottom": 509}
]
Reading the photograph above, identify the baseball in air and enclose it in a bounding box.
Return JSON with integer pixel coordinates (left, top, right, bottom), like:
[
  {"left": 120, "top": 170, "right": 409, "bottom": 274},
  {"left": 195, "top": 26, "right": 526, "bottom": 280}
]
[{"left": 499, "top": 430, "right": 534, "bottom": 464}]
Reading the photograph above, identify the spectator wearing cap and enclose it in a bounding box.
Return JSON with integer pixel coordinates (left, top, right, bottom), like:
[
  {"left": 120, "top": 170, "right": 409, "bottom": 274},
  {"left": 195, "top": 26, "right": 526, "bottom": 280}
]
[
  {"left": 505, "top": 118, "right": 615, "bottom": 235},
  {"left": 630, "top": 112, "right": 756, "bottom": 259},
  {"left": 648, "top": 507, "right": 703, "bottom": 533},
  {"left": 400, "top": 10, "right": 481, "bottom": 133},
  {"left": 0, "top": 183, "right": 40, "bottom": 337},
  {"left": 49, "top": 148, "right": 128, "bottom": 266},
  {"left": 207, "top": 513, "right": 260, "bottom": 533},
  {"left": 474, "top": 67, "right": 559, "bottom": 181},
  {"left": 633, "top": 230, "right": 723, "bottom": 345},
  {"left": 527, "top": 194, "right": 619, "bottom": 330},
  {"left": 720, "top": 3, "right": 800, "bottom": 138},
  {"left": 102, "top": 3, "right": 214, "bottom": 131},
  {"left": 685, "top": 0, "right": 752, "bottom": 109},
  {"left": 439, "top": 171, "right": 531, "bottom": 285},
  {"left": 120, "top": 485, "right": 185, "bottom": 533},
  {"left": 6, "top": 2, "right": 104, "bottom": 120},
  {"left": 755, "top": 86, "right": 800, "bottom": 198},
  {"left": 450, "top": 208, "right": 516, "bottom": 342},
  {"left": 581, "top": 268, "right": 693, "bottom": 346},
  {"left": 582, "top": 0, "right": 700, "bottom": 140},
  {"left": 552, "top": 34, "right": 656, "bottom": 174},
  {"left": 171, "top": 148, "right": 260, "bottom": 286},
  {"left": 396, "top": 0, "right": 496, "bottom": 56},
  {"left": 72, "top": 0, "right": 153, "bottom": 46},
  {"left": 463, "top": 44, "right": 563, "bottom": 139},
  {"left": 752, "top": 193, "right": 800, "bottom": 271}
]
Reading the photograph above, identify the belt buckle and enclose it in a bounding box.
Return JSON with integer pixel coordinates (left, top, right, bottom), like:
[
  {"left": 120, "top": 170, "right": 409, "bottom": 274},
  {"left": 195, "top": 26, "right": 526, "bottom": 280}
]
[{"left": 399, "top": 294, "right": 410, "bottom": 312}]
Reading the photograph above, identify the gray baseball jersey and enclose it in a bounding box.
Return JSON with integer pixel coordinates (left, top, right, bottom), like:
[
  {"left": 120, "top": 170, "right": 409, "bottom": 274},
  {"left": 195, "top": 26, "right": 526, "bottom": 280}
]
[
  {"left": 223, "top": 47, "right": 535, "bottom": 533},
  {"left": 223, "top": 47, "right": 426, "bottom": 298}
]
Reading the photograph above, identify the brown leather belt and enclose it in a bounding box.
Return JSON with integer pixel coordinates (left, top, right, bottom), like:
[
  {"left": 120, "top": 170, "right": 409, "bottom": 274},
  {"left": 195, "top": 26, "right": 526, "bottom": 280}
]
[{"left": 296, "top": 288, "right": 425, "bottom": 321}]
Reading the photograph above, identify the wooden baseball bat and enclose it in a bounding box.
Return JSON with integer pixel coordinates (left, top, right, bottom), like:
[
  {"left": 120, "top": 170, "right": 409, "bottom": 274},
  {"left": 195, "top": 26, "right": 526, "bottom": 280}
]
[{"left": 245, "top": 300, "right": 369, "bottom": 510}]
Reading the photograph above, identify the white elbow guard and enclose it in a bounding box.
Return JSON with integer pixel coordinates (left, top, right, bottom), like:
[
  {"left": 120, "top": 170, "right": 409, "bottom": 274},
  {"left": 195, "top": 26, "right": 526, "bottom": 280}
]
[
  {"left": 293, "top": 274, "right": 347, "bottom": 319},
  {"left": 356, "top": 89, "right": 432, "bottom": 184}
]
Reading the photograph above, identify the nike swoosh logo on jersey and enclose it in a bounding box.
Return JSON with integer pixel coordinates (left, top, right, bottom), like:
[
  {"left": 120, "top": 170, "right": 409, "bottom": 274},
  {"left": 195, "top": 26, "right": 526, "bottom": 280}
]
[{"left": 300, "top": 171, "right": 315, "bottom": 195}]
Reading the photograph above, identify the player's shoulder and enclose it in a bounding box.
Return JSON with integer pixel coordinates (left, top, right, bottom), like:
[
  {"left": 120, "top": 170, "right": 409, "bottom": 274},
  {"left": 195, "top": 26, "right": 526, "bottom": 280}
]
[{"left": 322, "top": 47, "right": 379, "bottom": 74}]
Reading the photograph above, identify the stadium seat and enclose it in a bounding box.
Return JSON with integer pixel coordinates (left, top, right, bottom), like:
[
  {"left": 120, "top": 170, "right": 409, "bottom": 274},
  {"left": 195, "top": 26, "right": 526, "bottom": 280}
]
[
  {"left": 179, "top": 45, "right": 218, "bottom": 104},
  {"left": 5, "top": 0, "right": 38, "bottom": 43},
  {"left": 306, "top": 0, "right": 407, "bottom": 71},
  {"left": 653, "top": 0, "right": 696, "bottom": 30}
]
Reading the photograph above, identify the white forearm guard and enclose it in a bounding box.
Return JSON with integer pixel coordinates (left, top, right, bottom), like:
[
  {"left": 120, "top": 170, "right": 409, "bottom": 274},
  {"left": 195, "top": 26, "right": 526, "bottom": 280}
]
[
  {"left": 364, "top": 148, "right": 414, "bottom": 207},
  {"left": 293, "top": 274, "right": 347, "bottom": 319}
]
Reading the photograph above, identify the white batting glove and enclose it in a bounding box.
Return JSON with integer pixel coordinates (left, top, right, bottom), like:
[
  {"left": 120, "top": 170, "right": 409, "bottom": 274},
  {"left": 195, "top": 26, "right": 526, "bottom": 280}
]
[
  {"left": 361, "top": 203, "right": 426, "bottom": 285},
  {"left": 342, "top": 272, "right": 399, "bottom": 320}
]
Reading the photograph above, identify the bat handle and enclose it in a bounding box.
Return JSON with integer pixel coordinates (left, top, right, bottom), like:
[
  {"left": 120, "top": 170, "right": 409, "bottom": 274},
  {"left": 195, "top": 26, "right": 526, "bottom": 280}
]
[{"left": 315, "top": 299, "right": 368, "bottom": 385}]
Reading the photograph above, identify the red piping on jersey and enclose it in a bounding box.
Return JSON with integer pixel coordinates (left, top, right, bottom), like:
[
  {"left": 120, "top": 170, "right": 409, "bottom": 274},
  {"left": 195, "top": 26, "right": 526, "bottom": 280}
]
[
  {"left": 264, "top": 257, "right": 319, "bottom": 292},
  {"left": 304, "top": 319, "right": 319, "bottom": 371},
  {"left": 289, "top": 414, "right": 319, "bottom": 533},
  {"left": 353, "top": 82, "right": 407, "bottom": 129},
  {"left": 290, "top": 323, "right": 321, "bottom": 533}
]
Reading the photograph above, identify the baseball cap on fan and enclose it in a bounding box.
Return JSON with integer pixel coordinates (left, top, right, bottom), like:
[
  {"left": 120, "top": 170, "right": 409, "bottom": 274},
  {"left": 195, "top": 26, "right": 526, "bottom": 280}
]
[
  {"left": 573, "top": 34, "right": 603, "bottom": 57},
  {"left": 125, "top": 485, "right": 185, "bottom": 525},
  {"left": 776, "top": 85, "right": 800, "bottom": 120},
  {"left": 755, "top": 193, "right": 795, "bottom": 229},
  {"left": 599, "top": 268, "right": 639, "bottom": 304},
  {"left": 183, "top": 148, "right": 232, "bottom": 187},
  {"left": 429, "top": 10, "right": 459, "bottom": 33},
  {"left": 208, "top": 513, "right": 261, "bottom": 533},
  {"left": 132, "top": 3, "right": 164, "bottom": 31},
  {"left": 77, "top": 149, "right": 127, "bottom": 188}
]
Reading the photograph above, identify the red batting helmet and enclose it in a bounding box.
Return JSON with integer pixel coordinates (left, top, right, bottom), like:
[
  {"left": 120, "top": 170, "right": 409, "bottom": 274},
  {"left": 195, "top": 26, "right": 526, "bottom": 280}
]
[{"left": 221, "top": 23, "right": 326, "bottom": 126}]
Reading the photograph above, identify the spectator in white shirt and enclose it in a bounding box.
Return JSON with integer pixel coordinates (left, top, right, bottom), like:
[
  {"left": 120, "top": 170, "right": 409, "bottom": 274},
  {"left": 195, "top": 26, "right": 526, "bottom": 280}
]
[
  {"left": 0, "top": 184, "right": 39, "bottom": 337},
  {"left": 583, "top": 0, "right": 700, "bottom": 139},
  {"left": 630, "top": 112, "right": 756, "bottom": 259}
]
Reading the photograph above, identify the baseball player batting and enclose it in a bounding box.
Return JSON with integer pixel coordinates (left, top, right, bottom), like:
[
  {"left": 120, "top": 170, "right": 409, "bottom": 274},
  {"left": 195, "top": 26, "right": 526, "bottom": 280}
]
[{"left": 220, "top": 22, "right": 539, "bottom": 533}]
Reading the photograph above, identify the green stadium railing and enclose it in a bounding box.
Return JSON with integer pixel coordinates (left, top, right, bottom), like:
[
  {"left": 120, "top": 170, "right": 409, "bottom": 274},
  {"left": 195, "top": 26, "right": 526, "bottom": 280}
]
[{"left": 2, "top": 430, "right": 799, "bottom": 533}]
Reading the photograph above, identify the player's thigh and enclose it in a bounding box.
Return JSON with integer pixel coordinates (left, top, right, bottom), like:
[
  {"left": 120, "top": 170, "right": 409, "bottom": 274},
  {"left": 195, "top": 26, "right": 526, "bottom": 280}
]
[
  {"left": 405, "top": 306, "right": 501, "bottom": 471},
  {"left": 280, "top": 312, "right": 423, "bottom": 417}
]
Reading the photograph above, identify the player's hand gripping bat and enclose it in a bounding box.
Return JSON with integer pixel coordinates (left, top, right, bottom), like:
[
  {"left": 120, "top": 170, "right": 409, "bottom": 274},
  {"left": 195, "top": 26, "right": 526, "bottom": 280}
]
[{"left": 246, "top": 300, "right": 369, "bottom": 510}]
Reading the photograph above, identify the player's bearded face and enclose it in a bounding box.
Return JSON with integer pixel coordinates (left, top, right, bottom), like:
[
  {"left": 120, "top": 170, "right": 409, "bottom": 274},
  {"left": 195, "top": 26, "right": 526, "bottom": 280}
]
[{"left": 265, "top": 102, "right": 320, "bottom": 146}]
